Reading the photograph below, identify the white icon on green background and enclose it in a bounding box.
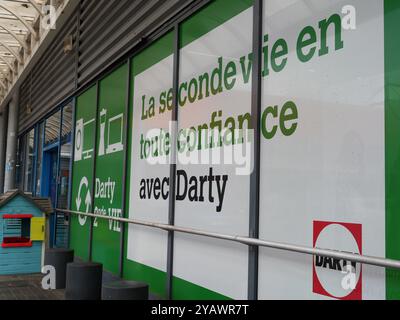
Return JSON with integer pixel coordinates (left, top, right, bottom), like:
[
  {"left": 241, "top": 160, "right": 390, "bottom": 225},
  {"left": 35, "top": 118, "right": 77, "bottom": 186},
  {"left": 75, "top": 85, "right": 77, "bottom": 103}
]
[
  {"left": 74, "top": 118, "right": 95, "bottom": 162},
  {"left": 99, "top": 108, "right": 124, "bottom": 157},
  {"left": 74, "top": 108, "right": 124, "bottom": 162}
]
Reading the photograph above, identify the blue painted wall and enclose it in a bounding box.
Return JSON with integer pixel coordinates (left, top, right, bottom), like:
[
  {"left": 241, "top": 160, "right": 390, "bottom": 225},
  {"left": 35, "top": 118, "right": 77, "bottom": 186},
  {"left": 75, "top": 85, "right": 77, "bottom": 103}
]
[{"left": 0, "top": 196, "right": 44, "bottom": 275}]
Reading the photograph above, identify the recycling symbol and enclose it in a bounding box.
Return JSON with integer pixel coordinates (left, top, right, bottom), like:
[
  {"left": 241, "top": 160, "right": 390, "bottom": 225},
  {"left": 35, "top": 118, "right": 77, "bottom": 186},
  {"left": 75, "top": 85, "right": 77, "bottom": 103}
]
[{"left": 76, "top": 176, "right": 92, "bottom": 226}]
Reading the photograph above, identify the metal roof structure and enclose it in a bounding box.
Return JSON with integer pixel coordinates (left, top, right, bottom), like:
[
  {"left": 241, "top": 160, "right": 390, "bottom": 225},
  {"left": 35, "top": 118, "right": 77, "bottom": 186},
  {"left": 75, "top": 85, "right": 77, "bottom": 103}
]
[{"left": 0, "top": 0, "right": 75, "bottom": 109}]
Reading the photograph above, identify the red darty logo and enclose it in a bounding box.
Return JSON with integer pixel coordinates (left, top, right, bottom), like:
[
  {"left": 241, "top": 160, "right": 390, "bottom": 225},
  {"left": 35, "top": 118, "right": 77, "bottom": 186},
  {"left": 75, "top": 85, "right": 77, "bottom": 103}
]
[{"left": 313, "top": 221, "right": 362, "bottom": 300}]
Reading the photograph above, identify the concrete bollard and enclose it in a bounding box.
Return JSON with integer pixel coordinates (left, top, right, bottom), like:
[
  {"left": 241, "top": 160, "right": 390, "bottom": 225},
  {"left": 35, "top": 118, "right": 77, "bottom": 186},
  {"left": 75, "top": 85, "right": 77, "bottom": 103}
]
[
  {"left": 102, "top": 281, "right": 149, "bottom": 300},
  {"left": 44, "top": 249, "right": 74, "bottom": 290},
  {"left": 65, "top": 262, "right": 103, "bottom": 300}
]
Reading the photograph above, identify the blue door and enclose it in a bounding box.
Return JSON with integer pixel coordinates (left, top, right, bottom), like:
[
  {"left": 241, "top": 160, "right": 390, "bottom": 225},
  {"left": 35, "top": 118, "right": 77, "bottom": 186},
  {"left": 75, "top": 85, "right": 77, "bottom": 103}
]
[{"left": 42, "top": 146, "right": 59, "bottom": 247}]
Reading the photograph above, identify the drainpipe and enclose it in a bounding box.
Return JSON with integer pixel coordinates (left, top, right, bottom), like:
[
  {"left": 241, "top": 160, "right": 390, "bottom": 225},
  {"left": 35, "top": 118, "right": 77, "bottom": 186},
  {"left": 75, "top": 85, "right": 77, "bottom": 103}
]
[
  {"left": 4, "top": 90, "right": 19, "bottom": 192},
  {"left": 0, "top": 108, "right": 7, "bottom": 194}
]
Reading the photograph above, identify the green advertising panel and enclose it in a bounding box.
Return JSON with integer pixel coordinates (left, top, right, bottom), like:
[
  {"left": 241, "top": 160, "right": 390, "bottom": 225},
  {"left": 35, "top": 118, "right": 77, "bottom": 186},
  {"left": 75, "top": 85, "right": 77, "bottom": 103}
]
[
  {"left": 92, "top": 64, "right": 128, "bottom": 274},
  {"left": 385, "top": 0, "right": 400, "bottom": 300},
  {"left": 70, "top": 85, "right": 97, "bottom": 260}
]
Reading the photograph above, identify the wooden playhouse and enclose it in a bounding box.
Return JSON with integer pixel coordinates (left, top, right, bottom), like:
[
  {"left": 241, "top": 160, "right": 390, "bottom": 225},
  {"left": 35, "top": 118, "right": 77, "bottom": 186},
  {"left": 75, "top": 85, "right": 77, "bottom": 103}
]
[{"left": 0, "top": 190, "right": 53, "bottom": 275}]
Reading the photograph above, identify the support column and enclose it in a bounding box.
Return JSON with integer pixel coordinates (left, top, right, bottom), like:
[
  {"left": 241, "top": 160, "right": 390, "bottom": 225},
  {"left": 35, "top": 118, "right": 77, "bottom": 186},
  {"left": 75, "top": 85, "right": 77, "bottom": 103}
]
[
  {"left": 0, "top": 109, "right": 7, "bottom": 194},
  {"left": 4, "top": 90, "right": 19, "bottom": 192}
]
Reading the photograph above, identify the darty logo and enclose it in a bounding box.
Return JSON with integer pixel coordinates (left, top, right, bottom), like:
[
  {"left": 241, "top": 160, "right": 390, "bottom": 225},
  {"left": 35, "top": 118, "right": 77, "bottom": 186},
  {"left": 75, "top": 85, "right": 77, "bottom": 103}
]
[{"left": 313, "top": 221, "right": 362, "bottom": 300}]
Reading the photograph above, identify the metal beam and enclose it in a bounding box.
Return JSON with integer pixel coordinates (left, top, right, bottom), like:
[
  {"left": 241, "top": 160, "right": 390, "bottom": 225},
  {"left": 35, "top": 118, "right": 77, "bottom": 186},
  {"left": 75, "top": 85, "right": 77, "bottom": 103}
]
[
  {"left": 27, "top": 0, "right": 44, "bottom": 17},
  {"left": 0, "top": 25, "right": 30, "bottom": 52},
  {"left": 0, "top": 55, "right": 15, "bottom": 71},
  {"left": 0, "top": 4, "right": 38, "bottom": 40},
  {"left": 0, "top": 0, "right": 79, "bottom": 111},
  {"left": 0, "top": 42, "right": 22, "bottom": 64}
]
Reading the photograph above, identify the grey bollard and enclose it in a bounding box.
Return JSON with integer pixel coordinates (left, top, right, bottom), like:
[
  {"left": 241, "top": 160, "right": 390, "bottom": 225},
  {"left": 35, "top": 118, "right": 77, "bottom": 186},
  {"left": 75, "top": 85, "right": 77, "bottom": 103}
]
[
  {"left": 102, "top": 281, "right": 149, "bottom": 300},
  {"left": 65, "top": 262, "right": 103, "bottom": 300},
  {"left": 44, "top": 249, "right": 74, "bottom": 289}
]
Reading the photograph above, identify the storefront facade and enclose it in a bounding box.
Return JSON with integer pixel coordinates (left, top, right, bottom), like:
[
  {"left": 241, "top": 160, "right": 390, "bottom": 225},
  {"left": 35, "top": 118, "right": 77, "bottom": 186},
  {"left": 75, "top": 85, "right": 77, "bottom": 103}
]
[
  {"left": 1, "top": 0, "right": 400, "bottom": 300},
  {"left": 16, "top": 101, "right": 73, "bottom": 248}
]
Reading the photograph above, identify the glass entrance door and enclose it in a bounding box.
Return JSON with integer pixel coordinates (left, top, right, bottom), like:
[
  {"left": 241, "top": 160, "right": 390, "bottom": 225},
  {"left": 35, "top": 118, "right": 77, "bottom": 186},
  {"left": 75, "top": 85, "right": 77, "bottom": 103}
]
[
  {"left": 42, "top": 146, "right": 59, "bottom": 247},
  {"left": 42, "top": 147, "right": 59, "bottom": 206}
]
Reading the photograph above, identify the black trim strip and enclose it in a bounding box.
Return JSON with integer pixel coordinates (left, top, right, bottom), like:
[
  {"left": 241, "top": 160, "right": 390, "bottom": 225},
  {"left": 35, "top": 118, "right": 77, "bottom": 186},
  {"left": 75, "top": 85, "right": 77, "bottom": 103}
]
[{"left": 248, "top": 0, "right": 263, "bottom": 301}]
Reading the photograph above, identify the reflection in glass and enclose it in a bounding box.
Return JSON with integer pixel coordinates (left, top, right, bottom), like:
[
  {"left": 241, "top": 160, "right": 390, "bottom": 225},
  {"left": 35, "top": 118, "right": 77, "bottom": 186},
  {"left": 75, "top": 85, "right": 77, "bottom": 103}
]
[
  {"left": 58, "top": 103, "right": 73, "bottom": 209},
  {"left": 35, "top": 123, "right": 44, "bottom": 196},
  {"left": 24, "top": 129, "right": 35, "bottom": 193},
  {"left": 55, "top": 103, "right": 73, "bottom": 248},
  {"left": 61, "top": 103, "right": 73, "bottom": 142},
  {"left": 15, "top": 137, "right": 25, "bottom": 190},
  {"left": 45, "top": 110, "right": 61, "bottom": 146},
  {"left": 58, "top": 143, "right": 71, "bottom": 209}
]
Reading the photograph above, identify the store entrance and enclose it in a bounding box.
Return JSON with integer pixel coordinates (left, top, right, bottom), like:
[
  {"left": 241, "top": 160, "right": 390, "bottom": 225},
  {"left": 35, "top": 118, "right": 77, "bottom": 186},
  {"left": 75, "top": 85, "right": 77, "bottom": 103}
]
[
  {"left": 42, "top": 147, "right": 59, "bottom": 206},
  {"left": 42, "top": 146, "right": 59, "bottom": 246}
]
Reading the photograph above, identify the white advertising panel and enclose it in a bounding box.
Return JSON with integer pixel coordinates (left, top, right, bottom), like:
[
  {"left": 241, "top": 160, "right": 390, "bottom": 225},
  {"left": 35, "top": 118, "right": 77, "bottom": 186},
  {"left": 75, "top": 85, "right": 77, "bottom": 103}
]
[
  {"left": 173, "top": 7, "right": 253, "bottom": 299},
  {"left": 258, "top": 0, "right": 385, "bottom": 300},
  {"left": 127, "top": 54, "right": 174, "bottom": 272}
]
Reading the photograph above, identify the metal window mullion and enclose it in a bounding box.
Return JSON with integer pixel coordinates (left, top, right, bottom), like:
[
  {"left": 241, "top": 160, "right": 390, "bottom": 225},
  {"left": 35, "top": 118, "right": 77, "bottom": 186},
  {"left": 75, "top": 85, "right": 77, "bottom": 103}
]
[
  {"left": 30, "top": 129, "right": 36, "bottom": 193},
  {"left": 20, "top": 134, "right": 24, "bottom": 191},
  {"left": 39, "top": 122, "right": 45, "bottom": 195},
  {"left": 56, "top": 108, "right": 64, "bottom": 200},
  {"left": 24, "top": 134, "right": 28, "bottom": 191},
  {"left": 67, "top": 98, "right": 77, "bottom": 249},
  {"left": 119, "top": 59, "right": 132, "bottom": 278},
  {"left": 88, "top": 81, "right": 100, "bottom": 261},
  {"left": 53, "top": 107, "right": 64, "bottom": 248},
  {"left": 166, "top": 24, "right": 180, "bottom": 300},
  {"left": 32, "top": 125, "right": 39, "bottom": 195},
  {"left": 248, "top": 0, "right": 263, "bottom": 301}
]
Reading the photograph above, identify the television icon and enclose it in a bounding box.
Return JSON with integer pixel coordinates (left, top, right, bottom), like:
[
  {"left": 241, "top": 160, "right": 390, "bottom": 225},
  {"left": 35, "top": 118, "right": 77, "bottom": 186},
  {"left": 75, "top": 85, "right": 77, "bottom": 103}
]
[{"left": 106, "top": 113, "right": 124, "bottom": 155}]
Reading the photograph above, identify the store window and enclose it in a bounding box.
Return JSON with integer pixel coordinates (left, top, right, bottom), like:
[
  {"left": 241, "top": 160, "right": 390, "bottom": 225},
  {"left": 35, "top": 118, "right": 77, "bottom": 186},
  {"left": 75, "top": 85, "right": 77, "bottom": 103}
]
[
  {"left": 23, "top": 129, "right": 35, "bottom": 193},
  {"left": 45, "top": 110, "right": 61, "bottom": 146},
  {"left": 58, "top": 103, "right": 73, "bottom": 210},
  {"left": 35, "top": 123, "right": 44, "bottom": 196},
  {"left": 53, "top": 103, "right": 73, "bottom": 248},
  {"left": 42, "top": 110, "right": 62, "bottom": 206},
  {"left": 15, "top": 137, "right": 24, "bottom": 190}
]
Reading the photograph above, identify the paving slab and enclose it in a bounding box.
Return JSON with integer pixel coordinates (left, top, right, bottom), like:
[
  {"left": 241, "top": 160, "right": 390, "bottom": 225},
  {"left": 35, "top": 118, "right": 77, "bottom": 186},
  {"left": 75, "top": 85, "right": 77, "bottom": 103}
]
[{"left": 0, "top": 274, "right": 64, "bottom": 300}]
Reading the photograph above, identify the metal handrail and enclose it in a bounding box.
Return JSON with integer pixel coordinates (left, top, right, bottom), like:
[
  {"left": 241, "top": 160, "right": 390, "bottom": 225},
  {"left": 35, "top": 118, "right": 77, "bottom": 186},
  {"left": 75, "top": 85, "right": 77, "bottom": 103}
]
[{"left": 56, "top": 208, "right": 400, "bottom": 270}]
